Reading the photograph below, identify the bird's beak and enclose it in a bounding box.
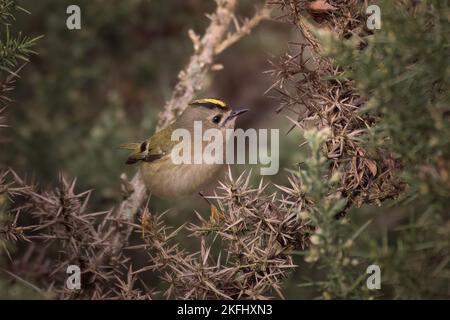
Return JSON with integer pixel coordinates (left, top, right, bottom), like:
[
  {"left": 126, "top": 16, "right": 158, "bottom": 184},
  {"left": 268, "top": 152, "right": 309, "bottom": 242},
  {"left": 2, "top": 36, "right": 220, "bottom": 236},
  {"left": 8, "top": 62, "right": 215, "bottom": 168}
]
[{"left": 226, "top": 109, "right": 249, "bottom": 122}]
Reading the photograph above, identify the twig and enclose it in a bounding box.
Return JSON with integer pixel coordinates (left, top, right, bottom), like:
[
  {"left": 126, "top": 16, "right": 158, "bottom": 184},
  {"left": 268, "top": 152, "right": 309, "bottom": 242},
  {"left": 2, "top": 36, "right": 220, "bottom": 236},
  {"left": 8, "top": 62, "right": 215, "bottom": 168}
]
[
  {"left": 215, "top": 5, "right": 272, "bottom": 55},
  {"left": 156, "top": 0, "right": 238, "bottom": 130},
  {"left": 116, "top": 0, "right": 271, "bottom": 224},
  {"left": 2, "top": 269, "right": 45, "bottom": 296}
]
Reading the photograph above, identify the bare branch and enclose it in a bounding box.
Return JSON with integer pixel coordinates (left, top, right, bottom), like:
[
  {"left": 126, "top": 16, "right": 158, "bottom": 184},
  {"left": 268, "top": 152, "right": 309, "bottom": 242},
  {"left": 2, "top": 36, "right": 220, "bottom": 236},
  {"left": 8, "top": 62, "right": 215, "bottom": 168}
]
[
  {"left": 215, "top": 5, "right": 272, "bottom": 55},
  {"left": 156, "top": 0, "right": 237, "bottom": 130},
  {"left": 116, "top": 0, "right": 271, "bottom": 225}
]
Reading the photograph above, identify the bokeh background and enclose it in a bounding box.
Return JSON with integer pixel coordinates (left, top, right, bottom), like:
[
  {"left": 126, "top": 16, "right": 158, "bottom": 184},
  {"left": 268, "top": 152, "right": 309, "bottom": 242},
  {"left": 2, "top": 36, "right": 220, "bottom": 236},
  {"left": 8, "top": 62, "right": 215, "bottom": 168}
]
[
  {"left": 2, "top": 0, "right": 299, "bottom": 202},
  {"left": 1, "top": 0, "right": 448, "bottom": 299},
  {"left": 1, "top": 0, "right": 310, "bottom": 297}
]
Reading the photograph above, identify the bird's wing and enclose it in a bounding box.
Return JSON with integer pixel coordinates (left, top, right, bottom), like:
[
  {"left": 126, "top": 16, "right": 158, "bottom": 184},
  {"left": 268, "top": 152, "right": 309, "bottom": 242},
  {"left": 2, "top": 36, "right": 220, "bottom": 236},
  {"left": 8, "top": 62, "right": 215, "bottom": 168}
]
[{"left": 120, "top": 125, "right": 176, "bottom": 165}]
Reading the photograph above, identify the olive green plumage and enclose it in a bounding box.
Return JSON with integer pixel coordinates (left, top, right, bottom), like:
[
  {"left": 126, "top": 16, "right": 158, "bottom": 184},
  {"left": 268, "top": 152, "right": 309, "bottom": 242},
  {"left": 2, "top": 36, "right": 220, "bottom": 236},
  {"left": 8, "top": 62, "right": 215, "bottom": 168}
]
[
  {"left": 120, "top": 98, "right": 247, "bottom": 198},
  {"left": 120, "top": 124, "right": 176, "bottom": 165}
]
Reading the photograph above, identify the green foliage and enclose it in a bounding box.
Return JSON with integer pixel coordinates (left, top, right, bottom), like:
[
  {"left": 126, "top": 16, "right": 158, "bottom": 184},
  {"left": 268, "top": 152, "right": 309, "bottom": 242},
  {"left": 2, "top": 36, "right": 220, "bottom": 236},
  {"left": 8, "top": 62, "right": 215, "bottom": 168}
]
[
  {"left": 0, "top": 0, "right": 40, "bottom": 106},
  {"left": 308, "top": 0, "right": 450, "bottom": 299},
  {"left": 1, "top": 0, "right": 448, "bottom": 299},
  {"left": 363, "top": 205, "right": 450, "bottom": 299},
  {"left": 0, "top": 0, "right": 42, "bottom": 299},
  {"left": 0, "top": 0, "right": 28, "bottom": 26},
  {"left": 292, "top": 128, "right": 373, "bottom": 299},
  {"left": 1, "top": 0, "right": 215, "bottom": 201},
  {"left": 326, "top": 0, "right": 450, "bottom": 199}
]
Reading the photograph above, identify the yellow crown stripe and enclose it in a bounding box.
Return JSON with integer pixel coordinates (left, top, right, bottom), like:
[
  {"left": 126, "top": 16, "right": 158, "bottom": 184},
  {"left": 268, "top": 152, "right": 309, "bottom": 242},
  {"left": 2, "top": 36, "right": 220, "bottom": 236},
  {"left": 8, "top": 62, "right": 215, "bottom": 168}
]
[{"left": 191, "top": 98, "right": 227, "bottom": 108}]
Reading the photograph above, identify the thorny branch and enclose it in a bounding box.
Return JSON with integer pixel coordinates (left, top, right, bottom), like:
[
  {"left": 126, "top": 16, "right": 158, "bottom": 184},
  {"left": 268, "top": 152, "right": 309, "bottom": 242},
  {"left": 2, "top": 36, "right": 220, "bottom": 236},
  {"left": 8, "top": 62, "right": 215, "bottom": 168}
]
[
  {"left": 215, "top": 5, "right": 272, "bottom": 55},
  {"left": 116, "top": 0, "right": 272, "bottom": 224},
  {"left": 128, "top": 168, "right": 307, "bottom": 299},
  {"left": 267, "top": 0, "right": 404, "bottom": 208},
  {"left": 1, "top": 0, "right": 274, "bottom": 300},
  {"left": 1, "top": 0, "right": 411, "bottom": 300}
]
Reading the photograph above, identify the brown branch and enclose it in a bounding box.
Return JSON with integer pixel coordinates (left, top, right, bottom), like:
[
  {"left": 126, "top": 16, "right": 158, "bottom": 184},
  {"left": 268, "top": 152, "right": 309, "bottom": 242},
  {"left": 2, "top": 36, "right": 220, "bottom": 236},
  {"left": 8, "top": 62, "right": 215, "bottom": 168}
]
[
  {"left": 116, "top": 0, "right": 236, "bottom": 225},
  {"left": 215, "top": 5, "right": 272, "bottom": 55},
  {"left": 156, "top": 0, "right": 237, "bottom": 130},
  {"left": 116, "top": 0, "right": 271, "bottom": 226}
]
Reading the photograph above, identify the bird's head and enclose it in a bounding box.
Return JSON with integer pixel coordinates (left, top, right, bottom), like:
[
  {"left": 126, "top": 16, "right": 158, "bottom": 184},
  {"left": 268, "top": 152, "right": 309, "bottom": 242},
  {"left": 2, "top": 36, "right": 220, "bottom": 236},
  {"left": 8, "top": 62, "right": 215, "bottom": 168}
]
[{"left": 177, "top": 98, "right": 248, "bottom": 130}]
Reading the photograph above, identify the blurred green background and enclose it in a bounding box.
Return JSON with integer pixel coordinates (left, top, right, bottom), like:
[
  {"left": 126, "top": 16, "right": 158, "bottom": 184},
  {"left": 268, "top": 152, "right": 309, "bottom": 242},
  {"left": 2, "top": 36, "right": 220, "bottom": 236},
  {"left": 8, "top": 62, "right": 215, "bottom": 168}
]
[
  {"left": 3, "top": 1, "right": 448, "bottom": 299},
  {"left": 1, "top": 0, "right": 309, "bottom": 297},
  {"left": 2, "top": 0, "right": 299, "bottom": 204}
]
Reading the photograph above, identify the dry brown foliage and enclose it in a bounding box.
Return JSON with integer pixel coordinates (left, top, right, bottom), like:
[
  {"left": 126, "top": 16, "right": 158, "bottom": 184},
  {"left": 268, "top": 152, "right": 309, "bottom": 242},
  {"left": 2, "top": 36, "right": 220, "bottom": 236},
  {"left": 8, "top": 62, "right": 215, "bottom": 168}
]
[
  {"left": 268, "top": 0, "right": 404, "bottom": 208},
  {"left": 1, "top": 0, "right": 409, "bottom": 299}
]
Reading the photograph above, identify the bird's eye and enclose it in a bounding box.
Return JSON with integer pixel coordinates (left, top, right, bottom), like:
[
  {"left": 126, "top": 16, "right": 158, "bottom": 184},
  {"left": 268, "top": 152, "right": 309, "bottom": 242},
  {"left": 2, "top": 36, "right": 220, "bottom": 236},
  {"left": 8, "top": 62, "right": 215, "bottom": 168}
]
[{"left": 212, "top": 115, "right": 222, "bottom": 124}]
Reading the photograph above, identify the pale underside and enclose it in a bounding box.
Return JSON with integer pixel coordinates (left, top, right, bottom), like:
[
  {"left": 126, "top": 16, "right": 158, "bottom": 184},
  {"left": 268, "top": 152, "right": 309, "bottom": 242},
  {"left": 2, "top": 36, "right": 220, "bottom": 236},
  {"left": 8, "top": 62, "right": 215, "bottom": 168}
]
[{"left": 140, "top": 155, "right": 224, "bottom": 198}]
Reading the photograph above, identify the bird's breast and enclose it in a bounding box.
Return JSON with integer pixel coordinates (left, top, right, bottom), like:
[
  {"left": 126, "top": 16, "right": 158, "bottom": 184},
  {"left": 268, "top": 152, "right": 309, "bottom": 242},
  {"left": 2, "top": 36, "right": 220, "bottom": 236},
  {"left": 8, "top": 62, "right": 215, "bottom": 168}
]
[{"left": 139, "top": 156, "right": 224, "bottom": 198}]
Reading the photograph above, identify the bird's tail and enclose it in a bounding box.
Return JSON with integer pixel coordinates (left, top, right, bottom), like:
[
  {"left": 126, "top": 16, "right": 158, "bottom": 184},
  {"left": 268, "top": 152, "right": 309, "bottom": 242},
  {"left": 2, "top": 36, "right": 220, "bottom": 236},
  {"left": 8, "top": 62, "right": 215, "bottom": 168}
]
[
  {"left": 119, "top": 143, "right": 145, "bottom": 165},
  {"left": 119, "top": 143, "right": 141, "bottom": 151}
]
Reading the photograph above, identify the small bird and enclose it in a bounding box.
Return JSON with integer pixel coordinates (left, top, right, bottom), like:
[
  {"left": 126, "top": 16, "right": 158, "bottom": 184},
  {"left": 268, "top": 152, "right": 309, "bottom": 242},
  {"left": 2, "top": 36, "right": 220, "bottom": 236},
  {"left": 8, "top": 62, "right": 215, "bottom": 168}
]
[{"left": 120, "top": 98, "right": 248, "bottom": 198}]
